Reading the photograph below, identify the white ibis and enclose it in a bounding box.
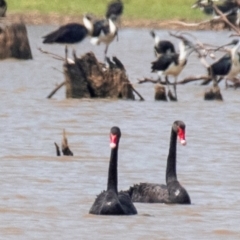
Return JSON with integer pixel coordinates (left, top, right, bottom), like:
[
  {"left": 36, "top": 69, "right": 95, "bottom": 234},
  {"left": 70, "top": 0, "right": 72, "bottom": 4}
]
[{"left": 150, "top": 30, "right": 175, "bottom": 57}]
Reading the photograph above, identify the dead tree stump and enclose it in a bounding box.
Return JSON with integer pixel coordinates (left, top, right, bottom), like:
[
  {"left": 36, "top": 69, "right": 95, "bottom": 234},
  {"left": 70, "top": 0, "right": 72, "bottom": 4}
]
[
  {"left": 0, "top": 22, "right": 32, "bottom": 60},
  {"left": 64, "top": 52, "right": 135, "bottom": 100},
  {"left": 204, "top": 85, "right": 223, "bottom": 101},
  {"left": 154, "top": 84, "right": 167, "bottom": 101}
]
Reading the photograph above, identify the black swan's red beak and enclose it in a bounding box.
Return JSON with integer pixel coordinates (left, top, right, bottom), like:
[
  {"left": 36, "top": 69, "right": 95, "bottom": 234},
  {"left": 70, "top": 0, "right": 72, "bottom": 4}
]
[
  {"left": 110, "top": 133, "right": 118, "bottom": 148},
  {"left": 178, "top": 127, "right": 187, "bottom": 146}
]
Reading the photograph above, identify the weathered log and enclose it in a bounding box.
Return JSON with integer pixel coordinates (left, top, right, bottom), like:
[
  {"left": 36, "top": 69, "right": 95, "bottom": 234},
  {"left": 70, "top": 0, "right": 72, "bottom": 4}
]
[
  {"left": 0, "top": 22, "right": 32, "bottom": 60},
  {"left": 63, "top": 51, "right": 135, "bottom": 100},
  {"left": 154, "top": 84, "right": 167, "bottom": 101}
]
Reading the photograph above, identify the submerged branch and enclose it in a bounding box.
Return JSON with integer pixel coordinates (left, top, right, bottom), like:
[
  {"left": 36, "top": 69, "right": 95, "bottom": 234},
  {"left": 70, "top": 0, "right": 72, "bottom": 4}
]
[{"left": 47, "top": 81, "right": 65, "bottom": 99}]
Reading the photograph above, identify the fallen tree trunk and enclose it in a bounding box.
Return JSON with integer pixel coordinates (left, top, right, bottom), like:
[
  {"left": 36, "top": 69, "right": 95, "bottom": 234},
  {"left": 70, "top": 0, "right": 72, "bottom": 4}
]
[
  {"left": 0, "top": 22, "right": 32, "bottom": 60},
  {"left": 63, "top": 51, "right": 137, "bottom": 100}
]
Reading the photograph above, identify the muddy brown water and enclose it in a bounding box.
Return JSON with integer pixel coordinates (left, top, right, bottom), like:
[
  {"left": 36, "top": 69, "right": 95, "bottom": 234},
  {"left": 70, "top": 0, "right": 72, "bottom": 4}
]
[{"left": 0, "top": 26, "right": 240, "bottom": 239}]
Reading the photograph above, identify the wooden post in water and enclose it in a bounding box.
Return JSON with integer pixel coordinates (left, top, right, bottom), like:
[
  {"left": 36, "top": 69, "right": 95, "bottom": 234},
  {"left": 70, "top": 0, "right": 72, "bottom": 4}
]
[
  {"left": 154, "top": 84, "right": 167, "bottom": 101},
  {"left": 0, "top": 22, "right": 32, "bottom": 60}
]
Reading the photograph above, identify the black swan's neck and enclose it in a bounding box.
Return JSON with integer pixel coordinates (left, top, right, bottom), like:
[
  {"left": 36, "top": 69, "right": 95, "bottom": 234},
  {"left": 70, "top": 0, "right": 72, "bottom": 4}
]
[
  {"left": 107, "top": 145, "right": 118, "bottom": 193},
  {"left": 166, "top": 129, "right": 178, "bottom": 184}
]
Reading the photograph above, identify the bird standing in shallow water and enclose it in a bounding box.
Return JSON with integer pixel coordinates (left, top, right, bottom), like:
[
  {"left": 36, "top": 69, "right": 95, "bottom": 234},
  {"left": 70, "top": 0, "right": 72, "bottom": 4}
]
[
  {"left": 208, "top": 39, "right": 240, "bottom": 85},
  {"left": 151, "top": 38, "right": 194, "bottom": 101},
  {"left": 89, "top": 126, "right": 137, "bottom": 215},
  {"left": 105, "top": 0, "right": 124, "bottom": 25},
  {"left": 87, "top": 14, "right": 118, "bottom": 57},
  {"left": 42, "top": 16, "right": 90, "bottom": 44}
]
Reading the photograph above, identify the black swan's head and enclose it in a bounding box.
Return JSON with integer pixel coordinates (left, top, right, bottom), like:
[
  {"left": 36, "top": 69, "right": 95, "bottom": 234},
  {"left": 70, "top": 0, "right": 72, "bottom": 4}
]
[
  {"left": 110, "top": 126, "right": 121, "bottom": 149},
  {"left": 172, "top": 121, "right": 187, "bottom": 146}
]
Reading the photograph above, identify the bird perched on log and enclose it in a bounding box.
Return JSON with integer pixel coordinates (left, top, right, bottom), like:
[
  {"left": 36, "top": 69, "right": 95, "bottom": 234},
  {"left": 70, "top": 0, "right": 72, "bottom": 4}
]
[
  {"left": 0, "top": 0, "right": 7, "bottom": 17},
  {"left": 208, "top": 39, "right": 240, "bottom": 84},
  {"left": 54, "top": 129, "right": 73, "bottom": 156},
  {"left": 105, "top": 55, "right": 125, "bottom": 71},
  {"left": 150, "top": 30, "right": 175, "bottom": 57},
  {"left": 42, "top": 23, "right": 89, "bottom": 44},
  {"left": 151, "top": 37, "right": 195, "bottom": 101}
]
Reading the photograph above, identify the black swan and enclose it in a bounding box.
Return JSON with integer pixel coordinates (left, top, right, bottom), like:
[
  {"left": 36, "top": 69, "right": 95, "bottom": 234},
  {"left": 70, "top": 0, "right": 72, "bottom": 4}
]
[
  {"left": 89, "top": 126, "right": 137, "bottom": 215},
  {"left": 127, "top": 120, "right": 191, "bottom": 204}
]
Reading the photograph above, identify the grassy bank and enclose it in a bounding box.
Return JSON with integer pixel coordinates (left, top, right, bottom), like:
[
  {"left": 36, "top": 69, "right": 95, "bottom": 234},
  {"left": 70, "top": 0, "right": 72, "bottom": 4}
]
[{"left": 7, "top": 0, "right": 206, "bottom": 21}]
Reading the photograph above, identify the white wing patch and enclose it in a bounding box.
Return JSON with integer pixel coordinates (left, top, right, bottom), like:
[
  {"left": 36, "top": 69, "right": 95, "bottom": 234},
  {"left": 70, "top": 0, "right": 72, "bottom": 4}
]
[{"left": 175, "top": 189, "right": 180, "bottom": 196}]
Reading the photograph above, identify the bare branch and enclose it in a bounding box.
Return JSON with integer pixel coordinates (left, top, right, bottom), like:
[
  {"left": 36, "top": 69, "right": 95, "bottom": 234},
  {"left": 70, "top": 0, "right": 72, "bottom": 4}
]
[
  {"left": 129, "top": 84, "right": 145, "bottom": 101},
  {"left": 47, "top": 81, "right": 65, "bottom": 99},
  {"left": 212, "top": 4, "right": 240, "bottom": 34},
  {"left": 137, "top": 78, "right": 159, "bottom": 84},
  {"left": 38, "top": 47, "right": 65, "bottom": 61}
]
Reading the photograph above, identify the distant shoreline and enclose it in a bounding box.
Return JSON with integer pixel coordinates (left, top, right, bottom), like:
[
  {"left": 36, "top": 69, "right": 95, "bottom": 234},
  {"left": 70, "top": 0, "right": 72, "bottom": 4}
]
[{"left": 4, "top": 12, "right": 223, "bottom": 31}]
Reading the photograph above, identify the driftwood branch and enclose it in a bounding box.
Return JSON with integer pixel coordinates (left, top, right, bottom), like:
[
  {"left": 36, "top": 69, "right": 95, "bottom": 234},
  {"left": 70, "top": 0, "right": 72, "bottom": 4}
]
[
  {"left": 38, "top": 47, "right": 65, "bottom": 61},
  {"left": 138, "top": 75, "right": 212, "bottom": 85},
  {"left": 47, "top": 81, "right": 65, "bottom": 99},
  {"left": 168, "top": 19, "right": 212, "bottom": 27},
  {"left": 130, "top": 84, "right": 145, "bottom": 101},
  {"left": 177, "top": 75, "right": 212, "bottom": 84},
  {"left": 138, "top": 78, "right": 159, "bottom": 84},
  {"left": 212, "top": 4, "right": 240, "bottom": 34}
]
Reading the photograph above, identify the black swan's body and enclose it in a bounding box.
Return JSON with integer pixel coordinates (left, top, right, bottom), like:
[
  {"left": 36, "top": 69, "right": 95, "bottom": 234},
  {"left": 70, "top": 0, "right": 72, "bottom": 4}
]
[
  {"left": 89, "top": 127, "right": 137, "bottom": 215},
  {"left": 127, "top": 121, "right": 191, "bottom": 204}
]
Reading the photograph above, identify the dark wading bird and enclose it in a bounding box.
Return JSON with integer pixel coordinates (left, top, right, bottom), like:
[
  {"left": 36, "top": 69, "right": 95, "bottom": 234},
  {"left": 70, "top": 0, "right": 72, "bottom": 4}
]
[
  {"left": 208, "top": 39, "right": 240, "bottom": 84},
  {"left": 54, "top": 129, "right": 73, "bottom": 156},
  {"left": 151, "top": 37, "right": 194, "bottom": 101},
  {"left": 42, "top": 13, "right": 118, "bottom": 57},
  {"left": 42, "top": 14, "right": 96, "bottom": 44},
  {"left": 105, "top": 0, "right": 124, "bottom": 21},
  {"left": 42, "top": 23, "right": 89, "bottom": 44},
  {"left": 0, "top": 0, "right": 7, "bottom": 17},
  {"left": 192, "top": 0, "right": 240, "bottom": 27},
  {"left": 86, "top": 14, "right": 118, "bottom": 56},
  {"left": 126, "top": 121, "right": 191, "bottom": 204},
  {"left": 89, "top": 127, "right": 137, "bottom": 215},
  {"left": 150, "top": 30, "right": 175, "bottom": 57}
]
